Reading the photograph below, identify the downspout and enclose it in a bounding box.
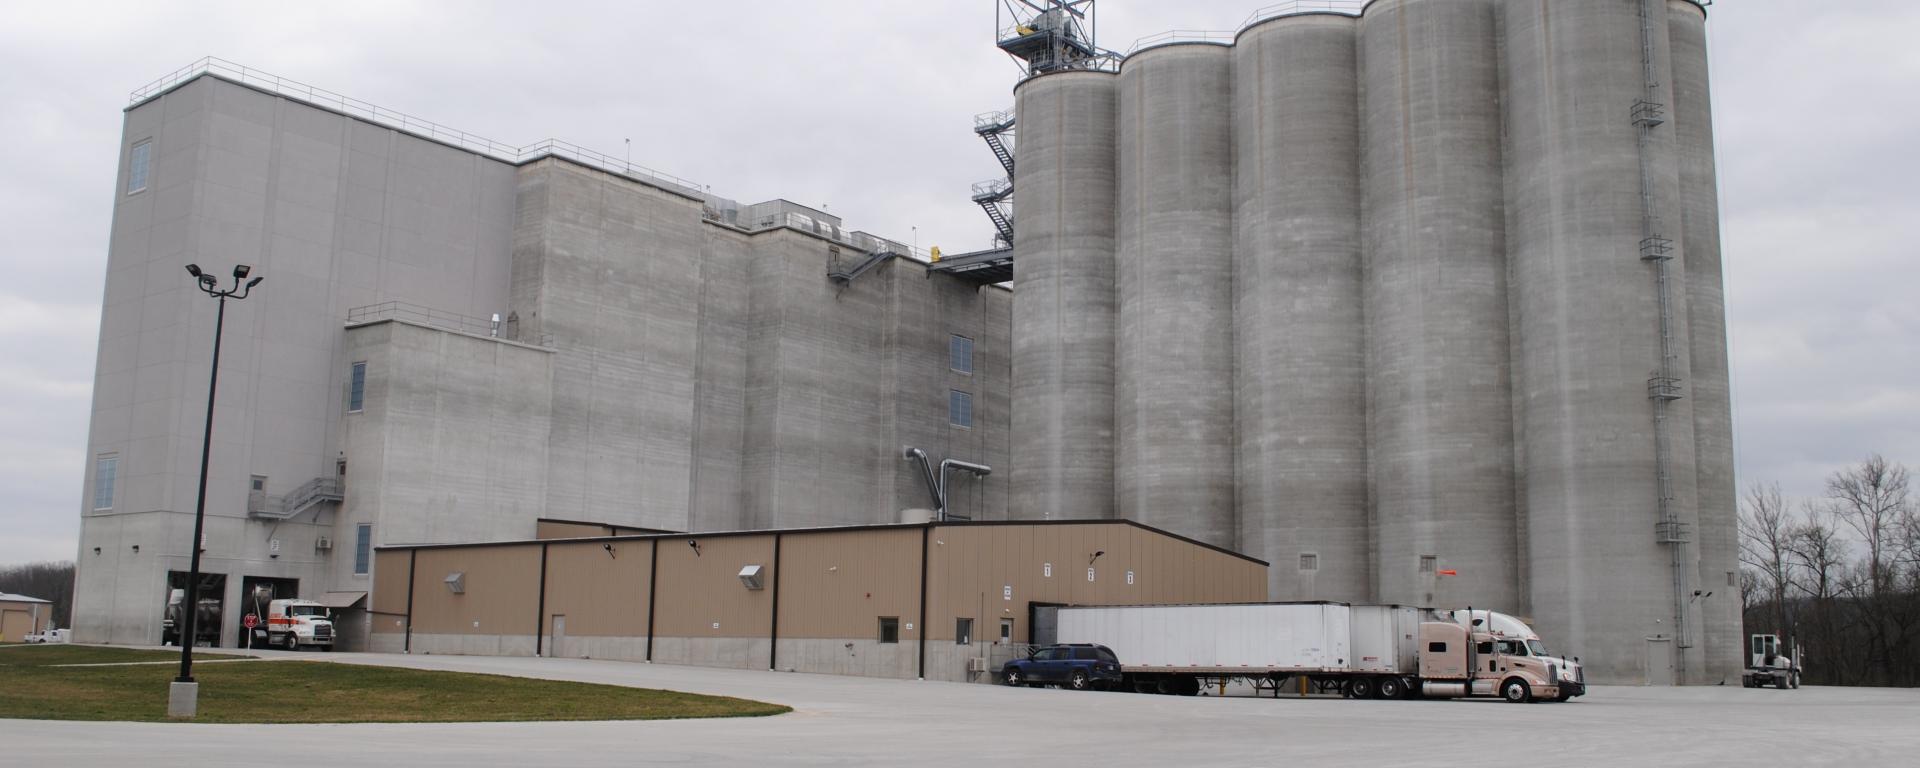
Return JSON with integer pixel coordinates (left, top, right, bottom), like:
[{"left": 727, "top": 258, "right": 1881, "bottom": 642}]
[
  {"left": 534, "top": 543, "right": 549, "bottom": 657},
  {"left": 917, "top": 525, "right": 930, "bottom": 680},
  {"left": 770, "top": 533, "right": 782, "bottom": 671},
  {"left": 403, "top": 549, "right": 416, "bottom": 653},
  {"left": 645, "top": 538, "right": 659, "bottom": 662}
]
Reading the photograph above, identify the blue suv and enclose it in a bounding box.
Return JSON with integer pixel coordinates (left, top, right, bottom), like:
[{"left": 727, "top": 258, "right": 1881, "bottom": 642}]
[{"left": 1002, "top": 643, "right": 1124, "bottom": 690}]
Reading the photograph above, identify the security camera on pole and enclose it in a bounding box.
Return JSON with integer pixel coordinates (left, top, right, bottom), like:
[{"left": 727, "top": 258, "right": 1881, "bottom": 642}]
[{"left": 169, "top": 263, "right": 262, "bottom": 719}]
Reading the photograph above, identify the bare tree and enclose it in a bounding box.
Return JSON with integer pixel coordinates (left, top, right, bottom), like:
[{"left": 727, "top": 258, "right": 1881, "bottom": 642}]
[
  {"left": 1740, "top": 481, "right": 1797, "bottom": 633},
  {"left": 1826, "top": 454, "right": 1911, "bottom": 596}
]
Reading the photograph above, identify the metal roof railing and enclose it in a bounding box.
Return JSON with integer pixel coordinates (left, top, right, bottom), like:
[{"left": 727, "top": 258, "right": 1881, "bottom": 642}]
[
  {"left": 129, "top": 57, "right": 703, "bottom": 197},
  {"left": 346, "top": 301, "right": 552, "bottom": 347}
]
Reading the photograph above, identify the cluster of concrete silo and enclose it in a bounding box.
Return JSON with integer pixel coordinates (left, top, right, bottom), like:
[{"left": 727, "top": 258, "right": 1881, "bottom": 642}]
[{"left": 1009, "top": 0, "right": 1738, "bottom": 684}]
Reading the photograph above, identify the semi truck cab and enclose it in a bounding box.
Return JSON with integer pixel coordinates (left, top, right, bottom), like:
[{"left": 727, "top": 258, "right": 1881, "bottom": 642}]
[
  {"left": 1418, "top": 612, "right": 1584, "bottom": 702},
  {"left": 259, "top": 599, "right": 334, "bottom": 650}
]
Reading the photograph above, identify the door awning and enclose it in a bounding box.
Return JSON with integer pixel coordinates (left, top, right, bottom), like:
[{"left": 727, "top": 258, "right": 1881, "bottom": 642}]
[{"left": 318, "top": 591, "right": 367, "bottom": 608}]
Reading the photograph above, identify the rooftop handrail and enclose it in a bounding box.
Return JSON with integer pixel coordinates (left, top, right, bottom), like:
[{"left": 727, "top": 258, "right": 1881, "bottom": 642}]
[
  {"left": 130, "top": 57, "right": 701, "bottom": 197},
  {"left": 346, "top": 300, "right": 552, "bottom": 346},
  {"left": 1126, "top": 30, "right": 1238, "bottom": 54}
]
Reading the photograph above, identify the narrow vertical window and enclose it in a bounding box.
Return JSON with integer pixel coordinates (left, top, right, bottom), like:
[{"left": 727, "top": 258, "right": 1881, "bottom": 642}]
[
  {"left": 955, "top": 618, "right": 973, "bottom": 646},
  {"left": 348, "top": 361, "right": 367, "bottom": 412},
  {"left": 354, "top": 523, "right": 372, "bottom": 576},
  {"left": 949, "top": 390, "right": 973, "bottom": 428},
  {"left": 93, "top": 455, "right": 119, "bottom": 511},
  {"left": 949, "top": 335, "right": 973, "bottom": 375},
  {"left": 127, "top": 140, "right": 151, "bottom": 195}
]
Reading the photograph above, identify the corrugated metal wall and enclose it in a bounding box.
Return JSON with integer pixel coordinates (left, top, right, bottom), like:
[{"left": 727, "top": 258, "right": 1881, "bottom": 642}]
[{"left": 372, "top": 521, "right": 1266, "bottom": 674}]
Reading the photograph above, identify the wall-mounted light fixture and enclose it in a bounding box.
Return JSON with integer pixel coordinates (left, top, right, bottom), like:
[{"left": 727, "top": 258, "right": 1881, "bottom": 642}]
[
  {"left": 93, "top": 546, "right": 102, "bottom": 555},
  {"left": 688, "top": 539, "right": 701, "bottom": 557},
  {"left": 1088, "top": 550, "right": 1105, "bottom": 566},
  {"left": 131, "top": 544, "right": 140, "bottom": 553},
  {"left": 603, "top": 542, "right": 617, "bottom": 559}
]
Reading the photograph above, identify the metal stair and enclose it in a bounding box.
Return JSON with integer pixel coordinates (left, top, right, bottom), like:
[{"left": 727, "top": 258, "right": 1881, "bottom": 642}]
[
  {"left": 249, "top": 477, "right": 344, "bottom": 520},
  {"left": 828, "top": 249, "right": 902, "bottom": 287},
  {"left": 971, "top": 179, "right": 1014, "bottom": 244},
  {"left": 974, "top": 110, "right": 1016, "bottom": 177}
]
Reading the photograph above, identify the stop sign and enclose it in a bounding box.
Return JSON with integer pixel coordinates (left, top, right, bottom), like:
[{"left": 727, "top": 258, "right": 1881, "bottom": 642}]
[{"left": 243, "top": 613, "right": 258, "bottom": 629}]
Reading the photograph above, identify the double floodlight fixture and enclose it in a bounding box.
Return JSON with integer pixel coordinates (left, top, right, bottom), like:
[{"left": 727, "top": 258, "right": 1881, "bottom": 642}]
[{"left": 184, "top": 263, "right": 264, "bottom": 296}]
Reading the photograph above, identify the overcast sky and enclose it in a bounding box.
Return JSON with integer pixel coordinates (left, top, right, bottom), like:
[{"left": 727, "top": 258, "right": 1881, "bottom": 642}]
[{"left": 1, "top": 1, "right": 1914, "bottom": 564}]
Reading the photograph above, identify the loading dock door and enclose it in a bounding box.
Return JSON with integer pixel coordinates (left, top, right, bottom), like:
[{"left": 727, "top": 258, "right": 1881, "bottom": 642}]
[{"left": 1029, "top": 603, "right": 1061, "bottom": 647}]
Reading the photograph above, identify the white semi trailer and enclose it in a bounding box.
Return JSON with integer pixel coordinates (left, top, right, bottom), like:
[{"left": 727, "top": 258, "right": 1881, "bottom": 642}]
[{"left": 1052, "top": 602, "right": 1584, "bottom": 703}]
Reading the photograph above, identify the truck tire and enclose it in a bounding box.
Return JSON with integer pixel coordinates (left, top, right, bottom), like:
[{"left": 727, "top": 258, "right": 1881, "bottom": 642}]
[
  {"left": 282, "top": 633, "right": 297, "bottom": 651},
  {"left": 1175, "top": 675, "right": 1201, "bottom": 697},
  {"left": 1789, "top": 673, "right": 1799, "bottom": 689},
  {"left": 1501, "top": 678, "right": 1532, "bottom": 704},
  {"left": 1377, "top": 676, "right": 1407, "bottom": 699},
  {"left": 1068, "top": 670, "right": 1090, "bottom": 691},
  {"left": 1775, "top": 674, "right": 1790, "bottom": 690},
  {"left": 1348, "top": 677, "right": 1375, "bottom": 699}
]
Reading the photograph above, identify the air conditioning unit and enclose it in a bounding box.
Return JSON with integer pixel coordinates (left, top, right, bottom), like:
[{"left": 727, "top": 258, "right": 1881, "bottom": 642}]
[
  {"left": 315, "top": 536, "right": 333, "bottom": 551},
  {"left": 967, "top": 657, "right": 987, "bottom": 673}
]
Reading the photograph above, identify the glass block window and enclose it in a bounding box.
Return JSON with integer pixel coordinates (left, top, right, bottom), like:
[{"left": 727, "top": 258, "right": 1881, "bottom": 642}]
[
  {"left": 354, "top": 524, "right": 373, "bottom": 576},
  {"left": 949, "top": 390, "right": 973, "bottom": 428},
  {"left": 950, "top": 335, "right": 973, "bottom": 374},
  {"left": 127, "top": 140, "right": 151, "bottom": 194},
  {"left": 93, "top": 455, "right": 119, "bottom": 510},
  {"left": 348, "top": 362, "right": 367, "bottom": 412}
]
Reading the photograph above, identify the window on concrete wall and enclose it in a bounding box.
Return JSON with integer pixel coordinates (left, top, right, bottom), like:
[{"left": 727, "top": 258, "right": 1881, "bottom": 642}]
[
  {"left": 354, "top": 524, "right": 372, "bottom": 576},
  {"left": 127, "top": 140, "right": 151, "bottom": 195},
  {"left": 1419, "top": 555, "right": 1437, "bottom": 574},
  {"left": 348, "top": 361, "right": 367, "bottom": 412},
  {"left": 950, "top": 335, "right": 973, "bottom": 375},
  {"left": 955, "top": 618, "right": 973, "bottom": 646},
  {"left": 949, "top": 390, "right": 972, "bottom": 428},
  {"left": 92, "top": 454, "right": 118, "bottom": 511},
  {"left": 878, "top": 617, "right": 900, "bottom": 644},
  {"left": 1299, "top": 553, "right": 1318, "bottom": 572},
  {"left": 250, "top": 475, "right": 266, "bottom": 492}
]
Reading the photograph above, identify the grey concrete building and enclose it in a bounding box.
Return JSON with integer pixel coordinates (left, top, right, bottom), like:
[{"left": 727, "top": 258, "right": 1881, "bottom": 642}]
[
  {"left": 73, "top": 63, "right": 1011, "bottom": 650},
  {"left": 1003, "top": 0, "right": 1738, "bottom": 684}
]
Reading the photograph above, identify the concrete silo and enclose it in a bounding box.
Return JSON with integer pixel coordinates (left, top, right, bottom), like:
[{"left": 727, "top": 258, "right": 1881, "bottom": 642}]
[
  {"left": 1358, "top": 0, "right": 1518, "bottom": 612},
  {"left": 1669, "top": 0, "right": 1743, "bottom": 681},
  {"left": 1011, "top": 71, "right": 1120, "bottom": 522},
  {"left": 1115, "top": 44, "right": 1236, "bottom": 547},
  {"left": 1231, "top": 13, "right": 1370, "bottom": 601},
  {"left": 1500, "top": 0, "right": 1712, "bottom": 684}
]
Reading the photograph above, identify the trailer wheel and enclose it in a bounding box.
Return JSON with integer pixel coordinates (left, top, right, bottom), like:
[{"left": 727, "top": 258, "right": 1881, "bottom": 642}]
[
  {"left": 1347, "top": 677, "right": 1375, "bottom": 699},
  {"left": 1377, "top": 676, "right": 1406, "bottom": 699},
  {"left": 1501, "top": 678, "right": 1532, "bottom": 703}
]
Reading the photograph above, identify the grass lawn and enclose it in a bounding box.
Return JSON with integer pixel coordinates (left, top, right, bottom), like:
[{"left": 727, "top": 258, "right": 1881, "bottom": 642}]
[
  {"left": 0, "top": 645, "right": 238, "bottom": 666},
  {"left": 0, "top": 645, "right": 790, "bottom": 723}
]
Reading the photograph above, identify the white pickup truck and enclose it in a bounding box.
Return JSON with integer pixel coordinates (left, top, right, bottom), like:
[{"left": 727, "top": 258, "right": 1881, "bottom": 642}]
[{"left": 24, "top": 628, "right": 70, "bottom": 644}]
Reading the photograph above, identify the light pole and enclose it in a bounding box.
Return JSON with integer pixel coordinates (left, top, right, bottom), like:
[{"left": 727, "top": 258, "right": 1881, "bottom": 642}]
[{"left": 169, "top": 263, "right": 261, "bottom": 719}]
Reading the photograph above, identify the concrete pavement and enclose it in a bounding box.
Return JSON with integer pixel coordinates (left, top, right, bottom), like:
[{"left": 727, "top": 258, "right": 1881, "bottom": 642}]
[{"left": 5, "top": 650, "right": 1916, "bottom": 767}]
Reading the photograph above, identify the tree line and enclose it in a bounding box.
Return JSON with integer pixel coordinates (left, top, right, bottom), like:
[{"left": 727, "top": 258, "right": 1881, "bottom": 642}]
[
  {"left": 1740, "top": 454, "right": 1920, "bottom": 686},
  {"left": 0, "top": 561, "right": 75, "bottom": 629}
]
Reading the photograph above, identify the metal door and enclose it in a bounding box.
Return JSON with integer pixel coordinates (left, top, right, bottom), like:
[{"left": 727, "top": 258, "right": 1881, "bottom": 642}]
[
  {"left": 1646, "top": 637, "right": 1674, "bottom": 686},
  {"left": 551, "top": 615, "right": 567, "bottom": 658},
  {"left": 1030, "top": 603, "right": 1060, "bottom": 646}
]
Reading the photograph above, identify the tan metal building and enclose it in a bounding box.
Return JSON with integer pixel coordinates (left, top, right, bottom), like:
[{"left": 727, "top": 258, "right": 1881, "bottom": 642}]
[
  {"left": 1, "top": 593, "right": 53, "bottom": 642},
  {"left": 369, "top": 520, "right": 1266, "bottom": 682}
]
